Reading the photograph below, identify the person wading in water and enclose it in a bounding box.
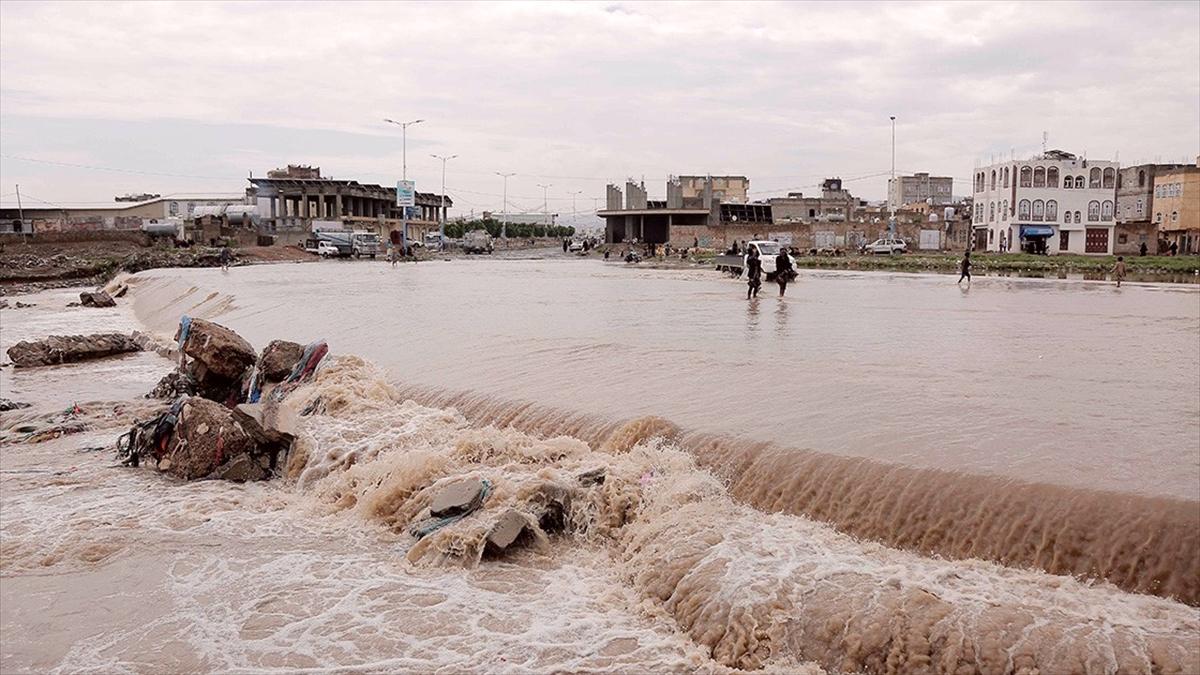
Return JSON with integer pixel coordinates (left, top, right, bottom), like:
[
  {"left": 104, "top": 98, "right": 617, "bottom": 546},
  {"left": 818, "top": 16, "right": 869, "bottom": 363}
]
[
  {"left": 746, "top": 248, "right": 763, "bottom": 300},
  {"left": 775, "top": 247, "right": 795, "bottom": 297},
  {"left": 958, "top": 250, "right": 972, "bottom": 285}
]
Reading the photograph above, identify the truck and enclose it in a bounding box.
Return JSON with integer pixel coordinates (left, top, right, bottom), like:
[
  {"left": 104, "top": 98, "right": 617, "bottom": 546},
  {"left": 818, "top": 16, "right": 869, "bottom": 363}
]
[
  {"left": 313, "top": 230, "right": 380, "bottom": 258},
  {"left": 712, "top": 240, "right": 792, "bottom": 280},
  {"left": 462, "top": 229, "right": 494, "bottom": 254}
]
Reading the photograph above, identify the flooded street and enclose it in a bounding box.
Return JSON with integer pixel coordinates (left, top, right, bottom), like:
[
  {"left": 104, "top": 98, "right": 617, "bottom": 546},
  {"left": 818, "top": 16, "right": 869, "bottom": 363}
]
[
  {"left": 130, "top": 258, "right": 1200, "bottom": 499},
  {"left": 3, "top": 261, "right": 1199, "bottom": 673}
]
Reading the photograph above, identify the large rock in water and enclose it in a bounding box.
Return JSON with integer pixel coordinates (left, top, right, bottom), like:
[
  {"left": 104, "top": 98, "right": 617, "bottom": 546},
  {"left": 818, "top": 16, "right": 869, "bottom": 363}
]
[
  {"left": 6, "top": 333, "right": 141, "bottom": 367},
  {"left": 161, "top": 396, "right": 254, "bottom": 480},
  {"left": 79, "top": 290, "right": 116, "bottom": 307},
  {"left": 181, "top": 319, "right": 257, "bottom": 382},
  {"left": 258, "top": 340, "right": 304, "bottom": 382}
]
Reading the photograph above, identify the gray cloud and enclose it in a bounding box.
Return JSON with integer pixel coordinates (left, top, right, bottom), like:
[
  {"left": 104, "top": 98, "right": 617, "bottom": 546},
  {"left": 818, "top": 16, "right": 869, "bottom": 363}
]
[{"left": 1, "top": 0, "right": 1196, "bottom": 213}]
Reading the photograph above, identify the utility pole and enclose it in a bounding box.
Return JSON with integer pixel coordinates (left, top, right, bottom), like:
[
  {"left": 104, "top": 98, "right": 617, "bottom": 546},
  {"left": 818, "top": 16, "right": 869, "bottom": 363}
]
[
  {"left": 15, "top": 184, "right": 24, "bottom": 235},
  {"left": 537, "top": 183, "right": 552, "bottom": 237},
  {"left": 496, "top": 172, "right": 515, "bottom": 246},
  {"left": 570, "top": 190, "right": 582, "bottom": 232},
  {"left": 889, "top": 115, "right": 897, "bottom": 238},
  {"left": 383, "top": 117, "right": 424, "bottom": 255},
  {"left": 431, "top": 153, "right": 457, "bottom": 250}
]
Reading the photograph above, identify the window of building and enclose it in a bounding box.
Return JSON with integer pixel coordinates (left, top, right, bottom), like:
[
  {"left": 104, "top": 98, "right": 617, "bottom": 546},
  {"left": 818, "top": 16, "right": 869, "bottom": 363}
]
[
  {"left": 1020, "top": 166, "right": 1032, "bottom": 187},
  {"left": 1101, "top": 200, "right": 1113, "bottom": 221},
  {"left": 1103, "top": 168, "right": 1115, "bottom": 189},
  {"left": 1156, "top": 212, "right": 1163, "bottom": 223},
  {"left": 1047, "top": 167, "right": 1059, "bottom": 187},
  {"left": 1089, "top": 167, "right": 1101, "bottom": 189},
  {"left": 988, "top": 202, "right": 995, "bottom": 221},
  {"left": 1088, "top": 201, "right": 1100, "bottom": 221},
  {"left": 1138, "top": 170, "right": 1146, "bottom": 187},
  {"left": 808, "top": 209, "right": 816, "bottom": 218},
  {"left": 1154, "top": 186, "right": 1161, "bottom": 198},
  {"left": 1033, "top": 167, "right": 1046, "bottom": 187},
  {"left": 1002, "top": 199, "right": 1008, "bottom": 221},
  {"left": 1136, "top": 198, "right": 1143, "bottom": 214},
  {"left": 1032, "top": 200, "right": 1045, "bottom": 221},
  {"left": 1173, "top": 211, "right": 1179, "bottom": 222},
  {"left": 1063, "top": 177, "right": 1072, "bottom": 189},
  {"left": 989, "top": 229, "right": 994, "bottom": 243},
  {"left": 1118, "top": 233, "right": 1128, "bottom": 244},
  {"left": 990, "top": 170, "right": 996, "bottom": 190},
  {"left": 1075, "top": 176, "right": 1085, "bottom": 189},
  {"left": 1117, "top": 173, "right": 1123, "bottom": 189},
  {"left": 1075, "top": 211, "right": 1082, "bottom": 223},
  {"left": 1018, "top": 199, "right": 1031, "bottom": 220},
  {"left": 1060, "top": 231, "right": 1070, "bottom": 250},
  {"left": 1003, "top": 167, "right": 1010, "bottom": 188},
  {"left": 1046, "top": 200, "right": 1058, "bottom": 221}
]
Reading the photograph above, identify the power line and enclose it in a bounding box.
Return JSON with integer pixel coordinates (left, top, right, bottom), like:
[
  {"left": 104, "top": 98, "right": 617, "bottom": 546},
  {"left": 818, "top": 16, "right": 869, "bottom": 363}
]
[{"left": 0, "top": 154, "right": 236, "bottom": 181}]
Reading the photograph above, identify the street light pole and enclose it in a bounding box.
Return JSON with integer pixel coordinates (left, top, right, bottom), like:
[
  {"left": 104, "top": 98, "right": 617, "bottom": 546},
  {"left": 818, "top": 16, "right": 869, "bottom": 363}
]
[
  {"left": 889, "top": 115, "right": 897, "bottom": 238},
  {"left": 496, "top": 171, "right": 515, "bottom": 246},
  {"left": 537, "top": 183, "right": 551, "bottom": 237},
  {"left": 432, "top": 153, "right": 457, "bottom": 250},
  {"left": 383, "top": 117, "right": 424, "bottom": 255}
]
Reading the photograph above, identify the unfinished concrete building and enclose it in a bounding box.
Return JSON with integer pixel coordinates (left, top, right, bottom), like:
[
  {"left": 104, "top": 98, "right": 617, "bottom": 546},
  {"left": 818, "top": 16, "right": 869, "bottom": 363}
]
[
  {"left": 599, "top": 175, "right": 770, "bottom": 249},
  {"left": 248, "top": 166, "right": 451, "bottom": 246}
]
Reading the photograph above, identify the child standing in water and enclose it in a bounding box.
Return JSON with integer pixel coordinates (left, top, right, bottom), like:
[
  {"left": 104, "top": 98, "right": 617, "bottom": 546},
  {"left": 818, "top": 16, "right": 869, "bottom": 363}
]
[{"left": 1112, "top": 256, "right": 1127, "bottom": 287}]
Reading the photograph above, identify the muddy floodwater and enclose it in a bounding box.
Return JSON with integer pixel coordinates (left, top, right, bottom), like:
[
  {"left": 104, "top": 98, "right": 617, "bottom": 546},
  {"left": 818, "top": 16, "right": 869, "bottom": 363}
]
[
  {"left": 2, "top": 261, "right": 1199, "bottom": 674},
  {"left": 131, "top": 259, "right": 1200, "bottom": 499}
]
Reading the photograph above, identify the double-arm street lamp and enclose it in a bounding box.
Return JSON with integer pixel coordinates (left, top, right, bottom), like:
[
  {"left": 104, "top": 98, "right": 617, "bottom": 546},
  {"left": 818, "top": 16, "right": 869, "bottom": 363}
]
[{"left": 383, "top": 117, "right": 424, "bottom": 254}]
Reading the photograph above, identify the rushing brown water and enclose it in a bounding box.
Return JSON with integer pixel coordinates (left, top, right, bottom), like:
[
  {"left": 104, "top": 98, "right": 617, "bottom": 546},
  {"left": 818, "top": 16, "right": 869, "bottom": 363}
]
[
  {"left": 3, "top": 277, "right": 1199, "bottom": 673},
  {"left": 126, "top": 260, "right": 1200, "bottom": 604}
]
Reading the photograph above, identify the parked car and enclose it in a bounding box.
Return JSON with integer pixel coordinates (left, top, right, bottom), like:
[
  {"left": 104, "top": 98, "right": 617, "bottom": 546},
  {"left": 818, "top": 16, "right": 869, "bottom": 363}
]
[
  {"left": 462, "top": 229, "right": 494, "bottom": 254},
  {"left": 568, "top": 239, "right": 585, "bottom": 253},
  {"left": 317, "top": 241, "right": 341, "bottom": 257},
  {"left": 864, "top": 238, "right": 908, "bottom": 254}
]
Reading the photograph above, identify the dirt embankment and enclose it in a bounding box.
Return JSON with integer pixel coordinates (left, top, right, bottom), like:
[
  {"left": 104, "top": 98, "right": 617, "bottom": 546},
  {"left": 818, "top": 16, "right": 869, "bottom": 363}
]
[{"left": 0, "top": 240, "right": 313, "bottom": 294}]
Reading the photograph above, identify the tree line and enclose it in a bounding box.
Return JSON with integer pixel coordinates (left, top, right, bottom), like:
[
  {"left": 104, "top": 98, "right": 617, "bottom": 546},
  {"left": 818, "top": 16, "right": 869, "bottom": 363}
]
[{"left": 442, "top": 218, "right": 576, "bottom": 239}]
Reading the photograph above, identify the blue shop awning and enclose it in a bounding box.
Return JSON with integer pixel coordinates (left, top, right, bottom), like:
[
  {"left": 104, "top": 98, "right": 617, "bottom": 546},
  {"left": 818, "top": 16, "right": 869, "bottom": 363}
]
[{"left": 1021, "top": 225, "right": 1055, "bottom": 237}]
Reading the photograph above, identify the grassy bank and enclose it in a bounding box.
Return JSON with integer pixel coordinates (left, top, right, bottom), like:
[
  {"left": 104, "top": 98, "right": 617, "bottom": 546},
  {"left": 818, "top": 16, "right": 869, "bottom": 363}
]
[{"left": 786, "top": 252, "right": 1200, "bottom": 276}]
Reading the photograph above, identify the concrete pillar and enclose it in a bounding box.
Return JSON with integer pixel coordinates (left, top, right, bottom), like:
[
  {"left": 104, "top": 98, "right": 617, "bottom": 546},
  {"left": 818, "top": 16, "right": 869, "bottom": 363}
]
[
  {"left": 300, "top": 193, "right": 308, "bottom": 219},
  {"left": 335, "top": 194, "right": 343, "bottom": 218}
]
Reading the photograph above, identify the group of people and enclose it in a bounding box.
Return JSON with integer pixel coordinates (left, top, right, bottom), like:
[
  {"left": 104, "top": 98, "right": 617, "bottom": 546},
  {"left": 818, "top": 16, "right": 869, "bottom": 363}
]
[{"left": 744, "top": 246, "right": 798, "bottom": 300}]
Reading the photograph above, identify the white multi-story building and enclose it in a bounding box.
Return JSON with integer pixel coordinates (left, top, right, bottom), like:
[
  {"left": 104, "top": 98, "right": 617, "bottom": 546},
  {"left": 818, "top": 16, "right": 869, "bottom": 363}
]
[{"left": 971, "top": 150, "right": 1118, "bottom": 255}]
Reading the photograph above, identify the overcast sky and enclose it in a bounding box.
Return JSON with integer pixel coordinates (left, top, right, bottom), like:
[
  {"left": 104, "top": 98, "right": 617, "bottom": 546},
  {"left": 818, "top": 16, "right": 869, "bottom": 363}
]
[{"left": 1, "top": 0, "right": 1197, "bottom": 219}]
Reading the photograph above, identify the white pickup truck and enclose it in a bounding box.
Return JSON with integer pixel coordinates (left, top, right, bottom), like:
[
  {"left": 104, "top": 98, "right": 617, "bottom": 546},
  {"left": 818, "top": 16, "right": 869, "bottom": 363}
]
[{"left": 713, "top": 240, "right": 794, "bottom": 279}]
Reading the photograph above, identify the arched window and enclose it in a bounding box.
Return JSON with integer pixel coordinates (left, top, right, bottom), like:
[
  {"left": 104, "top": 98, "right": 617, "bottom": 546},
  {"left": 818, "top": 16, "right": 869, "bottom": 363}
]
[
  {"left": 1018, "top": 199, "right": 1031, "bottom": 220},
  {"left": 1088, "top": 201, "right": 1100, "bottom": 221},
  {"left": 1089, "top": 167, "right": 1101, "bottom": 188},
  {"left": 1064, "top": 211, "right": 1072, "bottom": 224},
  {"left": 1002, "top": 199, "right": 1008, "bottom": 221},
  {"left": 1102, "top": 168, "right": 1115, "bottom": 189},
  {"left": 1136, "top": 198, "right": 1143, "bottom": 214},
  {"left": 1047, "top": 167, "right": 1059, "bottom": 187},
  {"left": 1101, "top": 200, "right": 1113, "bottom": 221},
  {"left": 1020, "top": 166, "right": 1032, "bottom": 187},
  {"left": 1033, "top": 167, "right": 1046, "bottom": 187},
  {"left": 989, "top": 229, "right": 994, "bottom": 243},
  {"left": 1046, "top": 200, "right": 1058, "bottom": 221},
  {"left": 1138, "top": 170, "right": 1146, "bottom": 187},
  {"left": 1172, "top": 211, "right": 1179, "bottom": 222},
  {"left": 987, "top": 202, "right": 994, "bottom": 221},
  {"left": 1156, "top": 212, "right": 1163, "bottom": 223},
  {"left": 1032, "top": 200, "right": 1045, "bottom": 221},
  {"left": 1075, "top": 211, "right": 1082, "bottom": 223},
  {"left": 1003, "top": 167, "right": 1010, "bottom": 188},
  {"left": 1075, "top": 176, "right": 1085, "bottom": 189},
  {"left": 1117, "top": 173, "right": 1123, "bottom": 189},
  {"left": 990, "top": 170, "right": 997, "bottom": 190}
]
